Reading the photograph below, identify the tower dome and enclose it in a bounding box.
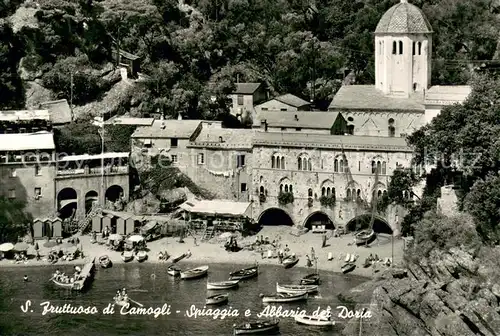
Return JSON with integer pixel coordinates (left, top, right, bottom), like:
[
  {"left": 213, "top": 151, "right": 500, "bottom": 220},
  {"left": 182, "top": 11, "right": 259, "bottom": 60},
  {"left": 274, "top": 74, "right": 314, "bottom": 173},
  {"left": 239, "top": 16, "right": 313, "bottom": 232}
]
[{"left": 375, "top": 0, "right": 432, "bottom": 34}]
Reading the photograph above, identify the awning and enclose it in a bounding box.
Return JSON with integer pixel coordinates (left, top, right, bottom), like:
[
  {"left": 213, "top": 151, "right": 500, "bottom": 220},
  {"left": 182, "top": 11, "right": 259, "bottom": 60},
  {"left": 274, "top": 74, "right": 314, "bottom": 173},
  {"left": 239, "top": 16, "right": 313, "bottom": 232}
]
[
  {"left": 179, "top": 199, "right": 251, "bottom": 217},
  {"left": 58, "top": 152, "right": 130, "bottom": 162},
  {"left": 141, "top": 221, "right": 157, "bottom": 232}
]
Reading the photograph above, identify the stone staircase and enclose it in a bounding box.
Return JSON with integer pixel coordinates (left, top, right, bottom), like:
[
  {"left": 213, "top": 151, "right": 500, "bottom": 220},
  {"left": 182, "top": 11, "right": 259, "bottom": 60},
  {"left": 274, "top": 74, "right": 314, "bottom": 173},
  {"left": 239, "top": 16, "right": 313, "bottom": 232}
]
[
  {"left": 201, "top": 225, "right": 217, "bottom": 241},
  {"left": 77, "top": 202, "right": 103, "bottom": 234}
]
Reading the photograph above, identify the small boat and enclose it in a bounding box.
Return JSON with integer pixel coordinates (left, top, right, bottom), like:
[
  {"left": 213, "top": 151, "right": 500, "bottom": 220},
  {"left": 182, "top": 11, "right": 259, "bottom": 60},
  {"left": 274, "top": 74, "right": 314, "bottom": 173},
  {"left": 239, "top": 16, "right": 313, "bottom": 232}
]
[
  {"left": 233, "top": 319, "right": 279, "bottom": 335},
  {"left": 344, "top": 253, "right": 351, "bottom": 262},
  {"left": 167, "top": 265, "right": 181, "bottom": 277},
  {"left": 181, "top": 265, "right": 209, "bottom": 280},
  {"left": 229, "top": 265, "right": 258, "bottom": 280},
  {"left": 51, "top": 278, "right": 75, "bottom": 289},
  {"left": 294, "top": 314, "right": 335, "bottom": 327},
  {"left": 99, "top": 255, "right": 112, "bottom": 268},
  {"left": 363, "top": 258, "right": 373, "bottom": 268},
  {"left": 349, "top": 254, "right": 357, "bottom": 262},
  {"left": 171, "top": 253, "right": 187, "bottom": 263},
  {"left": 207, "top": 280, "right": 239, "bottom": 290},
  {"left": 206, "top": 293, "right": 229, "bottom": 305},
  {"left": 121, "top": 251, "right": 134, "bottom": 262},
  {"left": 300, "top": 273, "right": 320, "bottom": 285},
  {"left": 355, "top": 229, "right": 377, "bottom": 246},
  {"left": 283, "top": 256, "right": 299, "bottom": 269},
  {"left": 276, "top": 283, "right": 318, "bottom": 294},
  {"left": 341, "top": 263, "right": 356, "bottom": 274},
  {"left": 114, "top": 297, "right": 130, "bottom": 308},
  {"left": 260, "top": 291, "right": 308, "bottom": 303},
  {"left": 135, "top": 250, "right": 148, "bottom": 262}
]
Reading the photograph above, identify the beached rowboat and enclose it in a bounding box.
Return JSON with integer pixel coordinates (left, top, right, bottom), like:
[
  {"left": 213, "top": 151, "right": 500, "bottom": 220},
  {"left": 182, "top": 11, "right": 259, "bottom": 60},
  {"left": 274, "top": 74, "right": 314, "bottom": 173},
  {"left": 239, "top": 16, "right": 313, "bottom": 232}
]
[
  {"left": 135, "top": 250, "right": 148, "bottom": 262},
  {"left": 206, "top": 293, "right": 229, "bottom": 305},
  {"left": 99, "top": 255, "right": 112, "bottom": 268},
  {"left": 233, "top": 319, "right": 279, "bottom": 335},
  {"left": 276, "top": 283, "right": 318, "bottom": 294},
  {"left": 121, "top": 251, "right": 134, "bottom": 262},
  {"left": 171, "top": 253, "right": 187, "bottom": 263},
  {"left": 294, "top": 314, "right": 335, "bottom": 327},
  {"left": 181, "top": 265, "right": 209, "bottom": 280},
  {"left": 341, "top": 263, "right": 356, "bottom": 274},
  {"left": 167, "top": 265, "right": 181, "bottom": 277},
  {"left": 283, "top": 256, "right": 299, "bottom": 269},
  {"left": 300, "top": 273, "right": 320, "bottom": 285},
  {"left": 207, "top": 280, "right": 239, "bottom": 290},
  {"left": 260, "top": 291, "right": 308, "bottom": 303},
  {"left": 229, "top": 265, "right": 258, "bottom": 280},
  {"left": 52, "top": 278, "right": 77, "bottom": 289},
  {"left": 355, "top": 229, "right": 376, "bottom": 246}
]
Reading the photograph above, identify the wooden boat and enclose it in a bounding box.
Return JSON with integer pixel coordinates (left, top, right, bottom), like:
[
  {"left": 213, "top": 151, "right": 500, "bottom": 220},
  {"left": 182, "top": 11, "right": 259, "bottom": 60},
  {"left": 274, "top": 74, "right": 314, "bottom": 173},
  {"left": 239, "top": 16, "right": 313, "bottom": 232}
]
[
  {"left": 300, "top": 273, "right": 320, "bottom": 285},
  {"left": 294, "top": 314, "right": 335, "bottom": 326},
  {"left": 341, "top": 263, "right": 356, "bottom": 274},
  {"left": 233, "top": 319, "right": 279, "bottom": 335},
  {"left": 207, "top": 280, "right": 239, "bottom": 290},
  {"left": 180, "top": 265, "right": 209, "bottom": 280},
  {"left": 51, "top": 258, "right": 95, "bottom": 291},
  {"left": 121, "top": 251, "right": 134, "bottom": 262},
  {"left": 171, "top": 253, "right": 187, "bottom": 263},
  {"left": 167, "top": 265, "right": 181, "bottom": 277},
  {"left": 229, "top": 265, "right": 258, "bottom": 280},
  {"left": 276, "top": 283, "right": 318, "bottom": 294},
  {"left": 344, "top": 253, "right": 351, "bottom": 262},
  {"left": 355, "top": 229, "right": 376, "bottom": 246},
  {"left": 99, "top": 255, "right": 112, "bottom": 268},
  {"left": 283, "top": 256, "right": 299, "bottom": 269},
  {"left": 261, "top": 291, "right": 308, "bottom": 303},
  {"left": 206, "top": 293, "right": 229, "bottom": 305},
  {"left": 349, "top": 254, "right": 357, "bottom": 262},
  {"left": 114, "top": 297, "right": 130, "bottom": 308},
  {"left": 51, "top": 278, "right": 75, "bottom": 289},
  {"left": 135, "top": 250, "right": 148, "bottom": 262}
]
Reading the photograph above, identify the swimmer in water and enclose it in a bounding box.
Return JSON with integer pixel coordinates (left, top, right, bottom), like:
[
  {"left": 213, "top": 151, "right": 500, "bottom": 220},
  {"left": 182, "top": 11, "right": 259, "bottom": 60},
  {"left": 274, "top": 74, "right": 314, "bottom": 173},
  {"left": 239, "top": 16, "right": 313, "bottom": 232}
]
[{"left": 23, "top": 275, "right": 28, "bottom": 282}]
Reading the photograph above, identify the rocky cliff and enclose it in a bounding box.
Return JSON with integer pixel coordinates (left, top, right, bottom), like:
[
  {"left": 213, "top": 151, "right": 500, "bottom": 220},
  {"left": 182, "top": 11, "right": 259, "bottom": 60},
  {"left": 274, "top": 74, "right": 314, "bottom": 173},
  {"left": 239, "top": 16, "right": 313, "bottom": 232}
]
[{"left": 343, "top": 247, "right": 500, "bottom": 336}]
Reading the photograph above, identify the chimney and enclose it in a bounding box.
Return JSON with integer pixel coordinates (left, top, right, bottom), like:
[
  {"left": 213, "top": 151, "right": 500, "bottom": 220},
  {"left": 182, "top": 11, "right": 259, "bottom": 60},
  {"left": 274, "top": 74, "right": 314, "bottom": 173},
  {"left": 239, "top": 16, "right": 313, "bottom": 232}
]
[
  {"left": 177, "top": 113, "right": 182, "bottom": 120},
  {"left": 294, "top": 114, "right": 299, "bottom": 121}
]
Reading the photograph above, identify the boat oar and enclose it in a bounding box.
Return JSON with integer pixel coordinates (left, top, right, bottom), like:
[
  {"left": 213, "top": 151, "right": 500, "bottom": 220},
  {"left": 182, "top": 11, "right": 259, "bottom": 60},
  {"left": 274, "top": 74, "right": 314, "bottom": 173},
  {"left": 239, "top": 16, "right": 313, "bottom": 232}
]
[{"left": 128, "top": 298, "right": 144, "bottom": 307}]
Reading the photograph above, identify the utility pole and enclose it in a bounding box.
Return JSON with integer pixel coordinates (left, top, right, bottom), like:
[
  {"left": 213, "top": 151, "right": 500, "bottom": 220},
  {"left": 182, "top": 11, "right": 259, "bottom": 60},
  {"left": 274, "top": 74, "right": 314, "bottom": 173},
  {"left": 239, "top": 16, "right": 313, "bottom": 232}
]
[{"left": 70, "top": 72, "right": 74, "bottom": 121}]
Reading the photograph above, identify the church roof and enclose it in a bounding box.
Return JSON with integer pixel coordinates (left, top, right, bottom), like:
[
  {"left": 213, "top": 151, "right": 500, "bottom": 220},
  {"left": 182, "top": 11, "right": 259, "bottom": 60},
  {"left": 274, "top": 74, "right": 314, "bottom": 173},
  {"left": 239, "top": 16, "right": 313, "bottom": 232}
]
[
  {"left": 424, "top": 85, "right": 471, "bottom": 105},
  {"left": 375, "top": 0, "right": 432, "bottom": 34},
  {"left": 329, "top": 85, "right": 424, "bottom": 111},
  {"left": 274, "top": 94, "right": 311, "bottom": 108},
  {"left": 253, "top": 111, "right": 342, "bottom": 129}
]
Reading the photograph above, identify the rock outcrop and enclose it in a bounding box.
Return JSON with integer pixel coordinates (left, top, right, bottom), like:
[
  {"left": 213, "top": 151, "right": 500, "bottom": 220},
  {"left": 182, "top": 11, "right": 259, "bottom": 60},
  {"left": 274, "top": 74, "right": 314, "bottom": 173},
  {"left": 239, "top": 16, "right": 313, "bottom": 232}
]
[{"left": 343, "top": 248, "right": 500, "bottom": 336}]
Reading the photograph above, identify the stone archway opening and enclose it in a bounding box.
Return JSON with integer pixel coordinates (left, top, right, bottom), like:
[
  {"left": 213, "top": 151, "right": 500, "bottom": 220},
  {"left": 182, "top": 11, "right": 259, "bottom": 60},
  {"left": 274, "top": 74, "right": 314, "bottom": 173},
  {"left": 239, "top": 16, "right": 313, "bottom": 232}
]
[
  {"left": 105, "top": 185, "right": 124, "bottom": 203},
  {"left": 346, "top": 214, "right": 393, "bottom": 234},
  {"left": 85, "top": 190, "right": 98, "bottom": 214},
  {"left": 304, "top": 212, "right": 334, "bottom": 230},
  {"left": 57, "top": 188, "right": 77, "bottom": 220},
  {"left": 258, "top": 208, "right": 294, "bottom": 226}
]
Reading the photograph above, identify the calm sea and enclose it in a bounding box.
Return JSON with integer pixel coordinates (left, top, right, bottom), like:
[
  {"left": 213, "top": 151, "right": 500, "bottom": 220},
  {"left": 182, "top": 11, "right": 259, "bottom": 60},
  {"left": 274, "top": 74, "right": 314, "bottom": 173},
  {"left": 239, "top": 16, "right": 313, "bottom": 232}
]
[{"left": 0, "top": 262, "right": 367, "bottom": 335}]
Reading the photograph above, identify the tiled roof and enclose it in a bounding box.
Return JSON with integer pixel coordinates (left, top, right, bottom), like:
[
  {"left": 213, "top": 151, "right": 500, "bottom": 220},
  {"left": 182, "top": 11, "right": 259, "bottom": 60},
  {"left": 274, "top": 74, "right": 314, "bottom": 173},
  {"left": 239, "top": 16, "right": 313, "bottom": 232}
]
[
  {"left": 190, "top": 127, "right": 255, "bottom": 149},
  {"left": 0, "top": 131, "right": 55, "bottom": 151},
  {"left": 274, "top": 94, "right": 311, "bottom": 107},
  {"left": 233, "top": 83, "right": 261, "bottom": 94},
  {"left": 253, "top": 132, "right": 412, "bottom": 152},
  {"left": 0, "top": 109, "right": 51, "bottom": 121},
  {"left": 329, "top": 85, "right": 424, "bottom": 111},
  {"left": 107, "top": 117, "right": 155, "bottom": 126},
  {"left": 131, "top": 119, "right": 202, "bottom": 139},
  {"left": 39, "top": 99, "right": 72, "bottom": 124},
  {"left": 424, "top": 85, "right": 471, "bottom": 105},
  {"left": 375, "top": 1, "right": 432, "bottom": 34},
  {"left": 253, "top": 111, "right": 341, "bottom": 129}
]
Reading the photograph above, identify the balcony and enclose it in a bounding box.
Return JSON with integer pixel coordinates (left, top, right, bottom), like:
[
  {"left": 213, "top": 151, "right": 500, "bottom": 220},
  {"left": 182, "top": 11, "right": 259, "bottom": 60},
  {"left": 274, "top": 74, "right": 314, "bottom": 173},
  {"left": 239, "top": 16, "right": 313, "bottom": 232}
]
[{"left": 56, "top": 165, "right": 129, "bottom": 177}]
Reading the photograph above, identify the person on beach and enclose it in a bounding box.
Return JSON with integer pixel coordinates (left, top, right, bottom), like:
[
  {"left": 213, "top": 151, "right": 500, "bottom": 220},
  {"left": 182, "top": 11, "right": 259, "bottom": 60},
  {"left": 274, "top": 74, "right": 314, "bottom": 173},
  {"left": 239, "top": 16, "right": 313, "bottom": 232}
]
[
  {"left": 322, "top": 234, "right": 327, "bottom": 248},
  {"left": 306, "top": 255, "right": 313, "bottom": 267},
  {"left": 311, "top": 247, "right": 315, "bottom": 261},
  {"left": 278, "top": 251, "right": 283, "bottom": 264}
]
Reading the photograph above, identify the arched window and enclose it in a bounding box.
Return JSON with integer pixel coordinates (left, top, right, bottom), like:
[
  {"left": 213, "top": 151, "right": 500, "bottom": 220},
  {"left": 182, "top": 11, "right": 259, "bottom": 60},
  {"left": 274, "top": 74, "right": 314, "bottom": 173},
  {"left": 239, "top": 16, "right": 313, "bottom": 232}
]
[
  {"left": 271, "top": 156, "right": 275, "bottom": 168},
  {"left": 388, "top": 118, "right": 395, "bottom": 137},
  {"left": 398, "top": 40, "right": 403, "bottom": 54},
  {"left": 276, "top": 156, "right": 280, "bottom": 169},
  {"left": 322, "top": 187, "right": 326, "bottom": 196},
  {"left": 347, "top": 124, "right": 354, "bottom": 135},
  {"left": 284, "top": 185, "right": 289, "bottom": 192},
  {"left": 379, "top": 41, "right": 382, "bottom": 55},
  {"left": 357, "top": 189, "right": 361, "bottom": 199},
  {"left": 412, "top": 41, "right": 416, "bottom": 55},
  {"left": 351, "top": 189, "right": 356, "bottom": 201},
  {"left": 259, "top": 176, "right": 263, "bottom": 183},
  {"left": 347, "top": 189, "right": 351, "bottom": 200},
  {"left": 382, "top": 161, "right": 386, "bottom": 175},
  {"left": 371, "top": 160, "right": 376, "bottom": 174},
  {"left": 418, "top": 42, "right": 422, "bottom": 55},
  {"left": 339, "top": 159, "right": 344, "bottom": 172},
  {"left": 383, "top": 190, "right": 388, "bottom": 198},
  {"left": 289, "top": 185, "right": 293, "bottom": 193},
  {"left": 326, "top": 187, "right": 331, "bottom": 196},
  {"left": 297, "top": 157, "right": 302, "bottom": 170},
  {"left": 302, "top": 157, "right": 307, "bottom": 170},
  {"left": 259, "top": 186, "right": 264, "bottom": 194},
  {"left": 378, "top": 190, "right": 382, "bottom": 198},
  {"left": 280, "top": 184, "right": 283, "bottom": 193},
  {"left": 280, "top": 157, "right": 285, "bottom": 169},
  {"left": 308, "top": 188, "right": 313, "bottom": 197},
  {"left": 332, "top": 188, "right": 336, "bottom": 199},
  {"left": 308, "top": 158, "right": 312, "bottom": 171},
  {"left": 334, "top": 159, "right": 339, "bottom": 172},
  {"left": 377, "top": 161, "right": 381, "bottom": 173},
  {"left": 392, "top": 41, "right": 397, "bottom": 54}
]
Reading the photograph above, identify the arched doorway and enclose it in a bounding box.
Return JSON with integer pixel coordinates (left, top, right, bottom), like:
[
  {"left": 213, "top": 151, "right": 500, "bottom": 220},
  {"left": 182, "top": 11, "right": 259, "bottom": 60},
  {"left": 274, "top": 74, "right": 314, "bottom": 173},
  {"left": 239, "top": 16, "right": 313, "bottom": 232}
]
[
  {"left": 105, "top": 185, "right": 124, "bottom": 203},
  {"left": 258, "top": 208, "right": 294, "bottom": 226},
  {"left": 57, "top": 188, "right": 77, "bottom": 220},
  {"left": 85, "top": 190, "right": 98, "bottom": 214},
  {"left": 303, "top": 212, "right": 334, "bottom": 230},
  {"left": 346, "top": 214, "right": 393, "bottom": 234}
]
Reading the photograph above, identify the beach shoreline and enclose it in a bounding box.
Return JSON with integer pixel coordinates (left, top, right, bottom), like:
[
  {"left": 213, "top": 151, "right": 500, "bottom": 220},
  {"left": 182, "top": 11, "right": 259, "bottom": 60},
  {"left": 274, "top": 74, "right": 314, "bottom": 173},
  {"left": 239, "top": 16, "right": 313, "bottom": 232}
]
[{"left": 0, "top": 227, "right": 403, "bottom": 278}]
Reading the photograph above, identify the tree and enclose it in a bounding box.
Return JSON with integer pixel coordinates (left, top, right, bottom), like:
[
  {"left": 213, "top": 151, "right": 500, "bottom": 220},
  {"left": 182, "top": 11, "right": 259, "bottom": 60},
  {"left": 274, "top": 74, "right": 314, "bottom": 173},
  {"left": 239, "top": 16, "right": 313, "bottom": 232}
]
[
  {"left": 378, "top": 167, "right": 419, "bottom": 211},
  {"left": 0, "top": 197, "right": 32, "bottom": 243},
  {"left": 0, "top": 21, "right": 25, "bottom": 109},
  {"left": 53, "top": 122, "right": 101, "bottom": 155}
]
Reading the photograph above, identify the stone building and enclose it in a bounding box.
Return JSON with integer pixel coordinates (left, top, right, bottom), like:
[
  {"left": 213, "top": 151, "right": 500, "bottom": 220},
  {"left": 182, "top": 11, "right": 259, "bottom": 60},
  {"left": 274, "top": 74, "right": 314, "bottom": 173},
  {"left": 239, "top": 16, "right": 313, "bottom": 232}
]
[
  {"left": 253, "top": 111, "right": 347, "bottom": 134},
  {"left": 228, "top": 83, "right": 267, "bottom": 123}
]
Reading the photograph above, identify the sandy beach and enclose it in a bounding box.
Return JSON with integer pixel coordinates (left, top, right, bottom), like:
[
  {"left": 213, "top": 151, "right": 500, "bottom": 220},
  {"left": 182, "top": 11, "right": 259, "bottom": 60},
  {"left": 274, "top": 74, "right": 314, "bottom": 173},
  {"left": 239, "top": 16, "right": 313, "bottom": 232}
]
[{"left": 0, "top": 226, "right": 403, "bottom": 278}]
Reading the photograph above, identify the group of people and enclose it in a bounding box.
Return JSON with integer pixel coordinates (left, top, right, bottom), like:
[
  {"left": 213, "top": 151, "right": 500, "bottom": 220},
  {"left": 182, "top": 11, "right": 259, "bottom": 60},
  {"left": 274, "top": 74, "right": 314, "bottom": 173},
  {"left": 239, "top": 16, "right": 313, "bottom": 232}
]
[
  {"left": 14, "top": 252, "right": 28, "bottom": 264},
  {"left": 52, "top": 266, "right": 82, "bottom": 284},
  {"left": 114, "top": 288, "right": 128, "bottom": 302}
]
